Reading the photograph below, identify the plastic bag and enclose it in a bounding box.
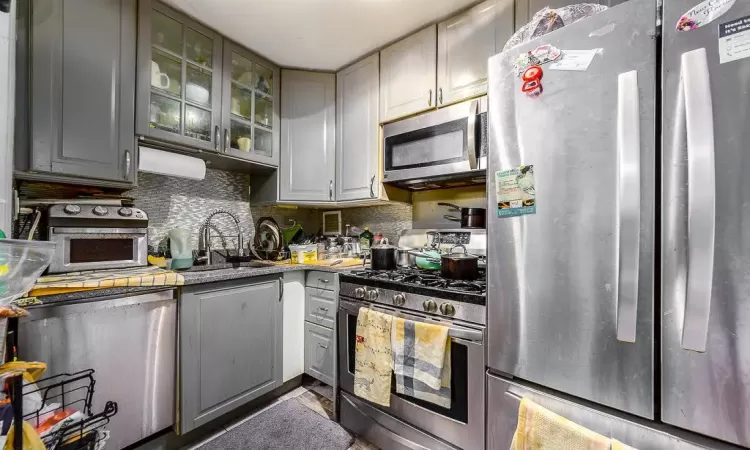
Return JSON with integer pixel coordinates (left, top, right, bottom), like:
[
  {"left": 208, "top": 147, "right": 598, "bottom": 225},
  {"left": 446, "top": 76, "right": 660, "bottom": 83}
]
[{"left": 503, "top": 4, "right": 608, "bottom": 52}]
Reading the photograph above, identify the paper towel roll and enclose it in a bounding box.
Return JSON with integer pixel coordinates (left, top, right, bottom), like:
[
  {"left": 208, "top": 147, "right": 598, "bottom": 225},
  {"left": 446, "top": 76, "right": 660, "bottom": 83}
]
[{"left": 138, "top": 146, "right": 206, "bottom": 180}]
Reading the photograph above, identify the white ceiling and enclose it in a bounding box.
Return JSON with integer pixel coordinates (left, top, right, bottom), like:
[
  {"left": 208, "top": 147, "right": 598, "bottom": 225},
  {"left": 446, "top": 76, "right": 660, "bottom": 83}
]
[{"left": 164, "top": 0, "right": 478, "bottom": 71}]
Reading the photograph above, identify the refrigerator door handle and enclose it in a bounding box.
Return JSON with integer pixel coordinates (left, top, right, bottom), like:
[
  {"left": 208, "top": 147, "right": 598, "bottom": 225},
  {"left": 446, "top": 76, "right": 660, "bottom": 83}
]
[
  {"left": 681, "top": 48, "right": 716, "bottom": 353},
  {"left": 615, "top": 70, "right": 641, "bottom": 343}
]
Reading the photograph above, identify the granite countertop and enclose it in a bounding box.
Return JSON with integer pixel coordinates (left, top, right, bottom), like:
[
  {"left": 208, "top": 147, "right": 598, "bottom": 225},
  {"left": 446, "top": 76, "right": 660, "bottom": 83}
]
[{"left": 30, "top": 262, "right": 362, "bottom": 305}]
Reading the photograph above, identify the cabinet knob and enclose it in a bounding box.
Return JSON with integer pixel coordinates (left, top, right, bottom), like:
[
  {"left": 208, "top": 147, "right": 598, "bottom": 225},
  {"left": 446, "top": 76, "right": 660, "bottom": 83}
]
[
  {"left": 214, "top": 126, "right": 220, "bottom": 151},
  {"left": 428, "top": 89, "right": 433, "bottom": 107},
  {"left": 329, "top": 180, "right": 333, "bottom": 200},
  {"left": 224, "top": 129, "right": 230, "bottom": 153},
  {"left": 439, "top": 88, "right": 443, "bottom": 105},
  {"left": 123, "top": 150, "right": 131, "bottom": 180},
  {"left": 370, "top": 175, "right": 376, "bottom": 198}
]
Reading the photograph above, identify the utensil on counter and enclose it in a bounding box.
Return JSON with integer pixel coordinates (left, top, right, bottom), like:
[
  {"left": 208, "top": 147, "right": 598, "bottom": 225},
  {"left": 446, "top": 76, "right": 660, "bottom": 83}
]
[
  {"left": 168, "top": 228, "right": 193, "bottom": 269},
  {"left": 253, "top": 217, "right": 282, "bottom": 260},
  {"left": 438, "top": 202, "right": 487, "bottom": 229},
  {"left": 368, "top": 238, "right": 398, "bottom": 271}
]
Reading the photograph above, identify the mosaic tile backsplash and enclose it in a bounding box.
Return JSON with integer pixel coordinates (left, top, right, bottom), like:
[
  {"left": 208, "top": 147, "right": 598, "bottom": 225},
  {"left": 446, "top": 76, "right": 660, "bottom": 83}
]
[{"left": 126, "top": 169, "right": 413, "bottom": 251}]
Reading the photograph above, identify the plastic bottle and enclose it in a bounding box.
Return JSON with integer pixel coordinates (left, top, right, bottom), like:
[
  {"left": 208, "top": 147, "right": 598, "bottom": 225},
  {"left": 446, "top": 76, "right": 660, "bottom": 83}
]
[{"left": 359, "top": 227, "right": 373, "bottom": 252}]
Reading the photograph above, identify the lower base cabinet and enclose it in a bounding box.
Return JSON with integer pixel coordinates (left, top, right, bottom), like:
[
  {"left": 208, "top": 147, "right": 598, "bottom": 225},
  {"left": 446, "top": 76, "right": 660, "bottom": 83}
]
[
  {"left": 304, "top": 322, "right": 335, "bottom": 386},
  {"left": 179, "top": 276, "right": 282, "bottom": 433}
]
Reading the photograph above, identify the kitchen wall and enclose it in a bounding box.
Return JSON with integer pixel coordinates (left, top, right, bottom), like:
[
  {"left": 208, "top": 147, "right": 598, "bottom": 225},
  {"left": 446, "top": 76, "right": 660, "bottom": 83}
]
[
  {"left": 412, "top": 185, "right": 487, "bottom": 229},
  {"left": 128, "top": 169, "right": 413, "bottom": 250}
]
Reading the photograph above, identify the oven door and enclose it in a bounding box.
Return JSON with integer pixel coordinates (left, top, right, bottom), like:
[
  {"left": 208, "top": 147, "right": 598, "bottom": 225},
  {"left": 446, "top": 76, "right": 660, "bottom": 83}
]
[
  {"left": 338, "top": 298, "right": 485, "bottom": 450},
  {"left": 382, "top": 97, "right": 488, "bottom": 185},
  {"left": 48, "top": 227, "right": 148, "bottom": 273}
]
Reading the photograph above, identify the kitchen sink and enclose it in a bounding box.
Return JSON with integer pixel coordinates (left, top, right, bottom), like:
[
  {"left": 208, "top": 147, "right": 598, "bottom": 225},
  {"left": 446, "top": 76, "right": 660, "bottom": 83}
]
[{"left": 182, "top": 261, "right": 275, "bottom": 272}]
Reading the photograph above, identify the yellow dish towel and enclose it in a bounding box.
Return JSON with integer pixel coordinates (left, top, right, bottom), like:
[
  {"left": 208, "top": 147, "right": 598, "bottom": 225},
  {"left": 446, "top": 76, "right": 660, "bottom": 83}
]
[
  {"left": 611, "top": 440, "right": 638, "bottom": 450},
  {"left": 391, "top": 317, "right": 451, "bottom": 408},
  {"left": 354, "top": 308, "right": 393, "bottom": 407},
  {"left": 27, "top": 266, "right": 184, "bottom": 297},
  {"left": 511, "top": 398, "right": 611, "bottom": 450}
]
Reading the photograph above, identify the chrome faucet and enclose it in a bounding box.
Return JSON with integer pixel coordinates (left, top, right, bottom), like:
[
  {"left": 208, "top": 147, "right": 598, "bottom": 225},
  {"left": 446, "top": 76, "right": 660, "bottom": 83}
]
[{"left": 201, "top": 209, "right": 244, "bottom": 265}]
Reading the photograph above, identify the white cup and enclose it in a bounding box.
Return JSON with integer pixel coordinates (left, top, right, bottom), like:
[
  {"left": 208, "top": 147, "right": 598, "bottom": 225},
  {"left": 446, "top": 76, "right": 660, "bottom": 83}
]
[
  {"left": 238, "top": 137, "right": 252, "bottom": 152},
  {"left": 151, "top": 61, "right": 170, "bottom": 90}
]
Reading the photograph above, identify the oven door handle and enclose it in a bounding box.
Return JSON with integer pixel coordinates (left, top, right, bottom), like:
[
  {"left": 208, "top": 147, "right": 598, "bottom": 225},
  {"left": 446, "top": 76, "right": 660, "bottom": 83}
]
[{"left": 341, "top": 301, "right": 484, "bottom": 342}]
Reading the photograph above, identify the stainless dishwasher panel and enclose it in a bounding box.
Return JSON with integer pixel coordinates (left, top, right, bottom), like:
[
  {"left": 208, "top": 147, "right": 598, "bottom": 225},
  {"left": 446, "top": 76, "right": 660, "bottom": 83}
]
[{"left": 19, "top": 290, "right": 177, "bottom": 450}]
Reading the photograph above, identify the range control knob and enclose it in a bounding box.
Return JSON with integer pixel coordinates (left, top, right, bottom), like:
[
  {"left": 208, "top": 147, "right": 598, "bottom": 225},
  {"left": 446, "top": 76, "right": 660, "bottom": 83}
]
[
  {"left": 354, "top": 288, "right": 366, "bottom": 299},
  {"left": 92, "top": 206, "right": 109, "bottom": 216},
  {"left": 439, "top": 302, "right": 456, "bottom": 316},
  {"left": 393, "top": 293, "right": 406, "bottom": 306},
  {"left": 366, "top": 289, "right": 379, "bottom": 301},
  {"left": 63, "top": 204, "right": 81, "bottom": 215},
  {"left": 118, "top": 207, "right": 133, "bottom": 217},
  {"left": 423, "top": 300, "right": 437, "bottom": 313}
]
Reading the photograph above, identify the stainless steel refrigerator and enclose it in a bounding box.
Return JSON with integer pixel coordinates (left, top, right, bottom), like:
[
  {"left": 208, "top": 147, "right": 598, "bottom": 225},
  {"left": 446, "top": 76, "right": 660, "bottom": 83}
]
[{"left": 486, "top": 0, "right": 750, "bottom": 447}]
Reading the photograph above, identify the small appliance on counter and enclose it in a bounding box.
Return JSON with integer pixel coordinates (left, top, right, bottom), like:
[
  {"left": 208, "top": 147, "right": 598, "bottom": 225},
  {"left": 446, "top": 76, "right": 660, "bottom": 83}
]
[{"left": 47, "top": 204, "right": 148, "bottom": 274}]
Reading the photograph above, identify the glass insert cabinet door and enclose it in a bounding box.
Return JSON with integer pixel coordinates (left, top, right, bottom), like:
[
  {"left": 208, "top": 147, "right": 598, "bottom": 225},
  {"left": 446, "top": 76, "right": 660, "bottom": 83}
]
[
  {"left": 221, "top": 41, "right": 280, "bottom": 165},
  {"left": 137, "top": 1, "right": 223, "bottom": 151}
]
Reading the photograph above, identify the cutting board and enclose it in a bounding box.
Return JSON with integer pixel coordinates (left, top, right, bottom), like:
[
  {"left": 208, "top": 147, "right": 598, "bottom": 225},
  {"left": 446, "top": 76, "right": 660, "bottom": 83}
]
[{"left": 269, "top": 258, "right": 363, "bottom": 268}]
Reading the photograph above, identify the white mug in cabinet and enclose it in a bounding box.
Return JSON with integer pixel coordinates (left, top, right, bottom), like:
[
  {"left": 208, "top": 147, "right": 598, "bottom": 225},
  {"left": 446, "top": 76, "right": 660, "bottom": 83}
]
[
  {"left": 151, "top": 61, "right": 170, "bottom": 90},
  {"left": 237, "top": 137, "right": 252, "bottom": 152}
]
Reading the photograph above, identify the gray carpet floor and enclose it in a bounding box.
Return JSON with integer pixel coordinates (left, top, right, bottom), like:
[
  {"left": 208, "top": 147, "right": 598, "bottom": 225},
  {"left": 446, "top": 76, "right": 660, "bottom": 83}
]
[{"left": 197, "top": 397, "right": 354, "bottom": 449}]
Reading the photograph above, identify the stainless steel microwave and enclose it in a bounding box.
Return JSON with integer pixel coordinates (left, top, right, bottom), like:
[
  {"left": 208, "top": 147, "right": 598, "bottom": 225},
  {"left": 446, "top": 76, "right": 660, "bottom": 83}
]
[{"left": 382, "top": 97, "right": 488, "bottom": 189}]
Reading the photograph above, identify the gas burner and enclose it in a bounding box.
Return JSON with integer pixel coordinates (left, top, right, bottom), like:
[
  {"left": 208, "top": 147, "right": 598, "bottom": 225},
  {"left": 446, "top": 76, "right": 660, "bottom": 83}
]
[{"left": 348, "top": 267, "right": 486, "bottom": 296}]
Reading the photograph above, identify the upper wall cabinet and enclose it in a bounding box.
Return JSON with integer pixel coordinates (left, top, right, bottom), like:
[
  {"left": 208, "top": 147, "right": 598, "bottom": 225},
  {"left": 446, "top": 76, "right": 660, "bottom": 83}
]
[
  {"left": 221, "top": 42, "right": 280, "bottom": 166},
  {"left": 137, "top": 0, "right": 280, "bottom": 166},
  {"left": 379, "top": 0, "right": 513, "bottom": 122},
  {"left": 24, "top": 0, "right": 137, "bottom": 184},
  {"left": 437, "top": 0, "right": 513, "bottom": 106},
  {"left": 379, "top": 25, "right": 437, "bottom": 123},
  {"left": 336, "top": 54, "right": 380, "bottom": 202},
  {"left": 136, "top": 0, "right": 223, "bottom": 152},
  {"left": 279, "top": 70, "right": 336, "bottom": 202}
]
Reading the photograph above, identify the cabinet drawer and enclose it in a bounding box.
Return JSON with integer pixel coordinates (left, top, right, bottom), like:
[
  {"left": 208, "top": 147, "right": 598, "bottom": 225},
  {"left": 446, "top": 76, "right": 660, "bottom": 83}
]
[
  {"left": 305, "top": 288, "right": 336, "bottom": 329},
  {"left": 306, "top": 271, "right": 336, "bottom": 290},
  {"left": 305, "top": 322, "right": 334, "bottom": 386}
]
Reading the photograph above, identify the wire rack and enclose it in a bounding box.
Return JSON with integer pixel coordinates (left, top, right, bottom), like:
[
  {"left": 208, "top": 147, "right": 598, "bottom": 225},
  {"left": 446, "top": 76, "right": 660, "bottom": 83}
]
[{"left": 4, "top": 318, "right": 118, "bottom": 450}]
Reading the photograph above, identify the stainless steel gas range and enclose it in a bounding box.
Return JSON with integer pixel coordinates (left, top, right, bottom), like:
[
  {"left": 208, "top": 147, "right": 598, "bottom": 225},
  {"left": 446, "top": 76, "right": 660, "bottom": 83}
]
[{"left": 337, "top": 266, "right": 486, "bottom": 450}]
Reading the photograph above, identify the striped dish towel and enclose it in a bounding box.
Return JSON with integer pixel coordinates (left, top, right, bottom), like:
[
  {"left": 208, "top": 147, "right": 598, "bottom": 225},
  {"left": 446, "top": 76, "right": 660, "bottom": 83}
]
[{"left": 391, "top": 317, "right": 452, "bottom": 408}]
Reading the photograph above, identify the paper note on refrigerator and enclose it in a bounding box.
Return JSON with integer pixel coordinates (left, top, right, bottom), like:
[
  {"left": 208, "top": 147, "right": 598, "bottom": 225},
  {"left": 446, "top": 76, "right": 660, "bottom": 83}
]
[
  {"left": 548, "top": 50, "right": 599, "bottom": 71},
  {"left": 496, "top": 166, "right": 536, "bottom": 218},
  {"left": 719, "top": 14, "right": 750, "bottom": 64}
]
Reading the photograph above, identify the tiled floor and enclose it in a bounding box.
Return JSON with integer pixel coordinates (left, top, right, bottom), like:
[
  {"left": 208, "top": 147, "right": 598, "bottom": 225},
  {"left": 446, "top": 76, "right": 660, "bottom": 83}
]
[{"left": 186, "top": 379, "right": 378, "bottom": 450}]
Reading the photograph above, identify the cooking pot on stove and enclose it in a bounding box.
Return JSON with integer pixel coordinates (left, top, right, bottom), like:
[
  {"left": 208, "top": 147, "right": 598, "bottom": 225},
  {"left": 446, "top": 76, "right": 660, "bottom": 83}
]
[{"left": 369, "top": 238, "right": 398, "bottom": 271}]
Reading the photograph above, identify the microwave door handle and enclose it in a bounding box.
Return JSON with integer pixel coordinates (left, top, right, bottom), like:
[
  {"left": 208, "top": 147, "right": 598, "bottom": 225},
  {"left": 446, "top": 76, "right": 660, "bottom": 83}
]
[
  {"left": 467, "top": 99, "right": 479, "bottom": 170},
  {"left": 615, "top": 70, "right": 640, "bottom": 343},
  {"left": 681, "top": 48, "right": 716, "bottom": 353}
]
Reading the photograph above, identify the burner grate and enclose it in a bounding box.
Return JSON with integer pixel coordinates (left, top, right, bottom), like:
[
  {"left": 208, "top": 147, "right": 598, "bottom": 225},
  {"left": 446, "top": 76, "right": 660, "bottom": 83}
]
[{"left": 349, "top": 268, "right": 486, "bottom": 295}]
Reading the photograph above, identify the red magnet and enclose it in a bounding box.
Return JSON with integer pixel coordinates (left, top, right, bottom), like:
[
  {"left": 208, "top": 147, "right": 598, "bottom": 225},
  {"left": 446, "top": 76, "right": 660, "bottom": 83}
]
[
  {"left": 521, "top": 65, "right": 543, "bottom": 95},
  {"left": 522, "top": 65, "right": 543, "bottom": 81}
]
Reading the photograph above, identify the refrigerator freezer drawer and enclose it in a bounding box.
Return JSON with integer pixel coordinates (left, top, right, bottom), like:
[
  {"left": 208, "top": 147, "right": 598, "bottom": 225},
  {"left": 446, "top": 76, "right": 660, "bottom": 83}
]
[{"left": 486, "top": 372, "right": 736, "bottom": 450}]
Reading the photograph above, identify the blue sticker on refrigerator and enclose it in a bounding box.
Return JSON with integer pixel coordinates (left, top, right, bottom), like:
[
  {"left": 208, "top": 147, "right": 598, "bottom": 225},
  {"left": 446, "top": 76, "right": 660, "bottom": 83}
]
[{"left": 496, "top": 165, "right": 536, "bottom": 218}]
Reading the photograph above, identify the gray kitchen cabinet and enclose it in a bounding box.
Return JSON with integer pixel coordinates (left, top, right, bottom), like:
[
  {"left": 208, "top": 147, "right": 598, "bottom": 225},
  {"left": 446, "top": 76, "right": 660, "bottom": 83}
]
[
  {"left": 305, "top": 287, "right": 336, "bottom": 329},
  {"left": 136, "top": 0, "right": 223, "bottom": 152},
  {"left": 379, "top": 25, "right": 437, "bottom": 123},
  {"left": 279, "top": 70, "right": 336, "bottom": 202},
  {"left": 27, "top": 0, "right": 136, "bottom": 183},
  {"left": 335, "top": 54, "right": 380, "bottom": 202},
  {"left": 220, "top": 41, "right": 280, "bottom": 166},
  {"left": 304, "top": 322, "right": 335, "bottom": 386},
  {"left": 437, "top": 0, "right": 513, "bottom": 106},
  {"left": 180, "top": 276, "right": 282, "bottom": 433}
]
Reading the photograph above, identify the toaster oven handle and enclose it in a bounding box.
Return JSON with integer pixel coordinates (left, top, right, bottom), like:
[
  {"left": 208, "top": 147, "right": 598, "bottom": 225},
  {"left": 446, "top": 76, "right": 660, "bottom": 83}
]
[{"left": 467, "top": 99, "right": 479, "bottom": 170}]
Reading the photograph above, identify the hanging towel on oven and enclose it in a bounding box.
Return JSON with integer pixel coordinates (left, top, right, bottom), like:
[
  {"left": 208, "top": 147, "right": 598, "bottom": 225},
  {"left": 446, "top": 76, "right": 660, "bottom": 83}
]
[
  {"left": 391, "top": 317, "right": 452, "bottom": 408},
  {"left": 354, "top": 308, "right": 394, "bottom": 407},
  {"left": 511, "top": 397, "right": 612, "bottom": 450}
]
